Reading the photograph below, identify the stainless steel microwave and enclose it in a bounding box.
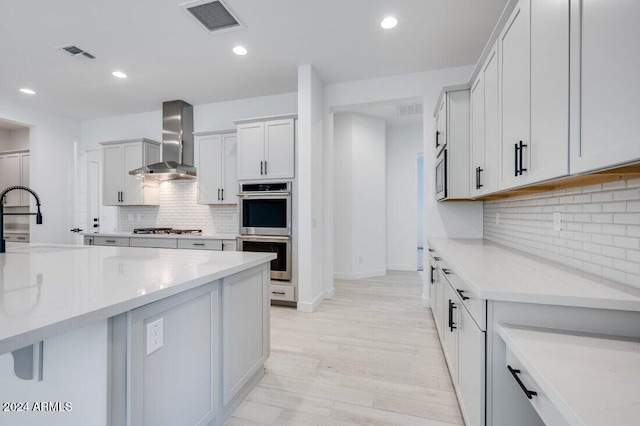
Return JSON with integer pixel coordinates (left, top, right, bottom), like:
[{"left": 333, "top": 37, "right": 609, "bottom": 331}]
[{"left": 436, "top": 149, "right": 447, "bottom": 200}]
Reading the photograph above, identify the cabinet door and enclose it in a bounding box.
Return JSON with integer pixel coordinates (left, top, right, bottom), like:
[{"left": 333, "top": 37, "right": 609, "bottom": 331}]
[
  {"left": 222, "top": 133, "right": 238, "bottom": 204},
  {"left": 528, "top": 0, "right": 569, "bottom": 184},
  {"left": 264, "top": 119, "right": 295, "bottom": 179},
  {"left": 5, "top": 154, "right": 21, "bottom": 206},
  {"left": 483, "top": 47, "right": 499, "bottom": 196},
  {"left": 571, "top": 0, "right": 640, "bottom": 173},
  {"left": 237, "top": 122, "right": 265, "bottom": 181},
  {"left": 470, "top": 75, "right": 485, "bottom": 197},
  {"left": 458, "top": 305, "right": 485, "bottom": 426},
  {"left": 499, "top": 0, "right": 530, "bottom": 190},
  {"left": 442, "top": 282, "right": 459, "bottom": 384},
  {"left": 197, "top": 135, "right": 223, "bottom": 204},
  {"left": 123, "top": 143, "right": 143, "bottom": 205},
  {"left": 20, "top": 154, "right": 30, "bottom": 207},
  {"left": 103, "top": 145, "right": 123, "bottom": 206}
]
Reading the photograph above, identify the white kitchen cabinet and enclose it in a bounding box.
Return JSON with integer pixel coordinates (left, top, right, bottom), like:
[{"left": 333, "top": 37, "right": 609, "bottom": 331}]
[
  {"left": 570, "top": 0, "right": 640, "bottom": 173},
  {"left": 457, "top": 300, "right": 486, "bottom": 426},
  {"left": 0, "top": 151, "right": 29, "bottom": 207},
  {"left": 101, "top": 139, "right": 160, "bottom": 206},
  {"left": 498, "top": 0, "right": 569, "bottom": 191},
  {"left": 470, "top": 45, "right": 499, "bottom": 198},
  {"left": 435, "top": 97, "right": 446, "bottom": 155},
  {"left": 442, "top": 282, "right": 459, "bottom": 384},
  {"left": 236, "top": 117, "right": 295, "bottom": 181},
  {"left": 196, "top": 132, "right": 237, "bottom": 205}
]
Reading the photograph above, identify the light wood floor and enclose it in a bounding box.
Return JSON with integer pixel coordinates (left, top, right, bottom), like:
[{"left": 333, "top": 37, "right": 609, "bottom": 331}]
[{"left": 226, "top": 271, "right": 463, "bottom": 426}]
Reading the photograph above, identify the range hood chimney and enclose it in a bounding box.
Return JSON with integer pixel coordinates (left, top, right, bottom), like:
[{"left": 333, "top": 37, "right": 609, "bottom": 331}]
[{"left": 129, "top": 100, "right": 196, "bottom": 181}]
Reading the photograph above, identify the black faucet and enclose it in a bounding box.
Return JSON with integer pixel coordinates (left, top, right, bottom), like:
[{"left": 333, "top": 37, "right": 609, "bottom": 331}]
[{"left": 0, "top": 186, "right": 43, "bottom": 253}]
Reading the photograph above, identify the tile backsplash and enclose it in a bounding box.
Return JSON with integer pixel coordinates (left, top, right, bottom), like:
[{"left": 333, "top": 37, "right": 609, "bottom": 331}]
[
  {"left": 484, "top": 179, "right": 640, "bottom": 288},
  {"left": 118, "top": 180, "right": 238, "bottom": 235}
]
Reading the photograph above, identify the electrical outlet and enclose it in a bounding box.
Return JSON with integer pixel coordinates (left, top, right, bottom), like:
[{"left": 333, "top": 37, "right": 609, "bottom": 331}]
[
  {"left": 146, "top": 318, "right": 163, "bottom": 355},
  {"left": 553, "top": 212, "right": 562, "bottom": 231},
  {"left": 496, "top": 212, "right": 500, "bottom": 225}
]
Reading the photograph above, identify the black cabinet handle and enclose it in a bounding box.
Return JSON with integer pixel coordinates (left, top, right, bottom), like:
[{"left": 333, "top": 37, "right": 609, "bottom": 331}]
[
  {"left": 507, "top": 365, "right": 538, "bottom": 399},
  {"left": 428, "top": 248, "right": 435, "bottom": 253},
  {"left": 221, "top": 188, "right": 224, "bottom": 200},
  {"left": 217, "top": 188, "right": 221, "bottom": 201},
  {"left": 192, "top": 243, "right": 205, "bottom": 246},
  {"left": 476, "top": 167, "right": 484, "bottom": 189},
  {"left": 519, "top": 141, "right": 528, "bottom": 174},
  {"left": 265, "top": 161, "right": 268, "bottom": 175},
  {"left": 434, "top": 256, "right": 442, "bottom": 261},
  {"left": 272, "top": 291, "right": 286, "bottom": 295},
  {"left": 442, "top": 268, "right": 452, "bottom": 275},
  {"left": 514, "top": 143, "right": 519, "bottom": 176},
  {"left": 456, "top": 289, "right": 470, "bottom": 300},
  {"left": 448, "top": 299, "right": 457, "bottom": 332},
  {"left": 260, "top": 161, "right": 264, "bottom": 175},
  {"left": 430, "top": 266, "right": 436, "bottom": 284},
  {"left": 105, "top": 240, "right": 116, "bottom": 244},
  {"left": 435, "top": 130, "right": 440, "bottom": 148}
]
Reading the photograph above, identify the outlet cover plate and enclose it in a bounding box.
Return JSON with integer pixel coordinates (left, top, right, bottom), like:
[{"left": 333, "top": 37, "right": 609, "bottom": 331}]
[
  {"left": 146, "top": 318, "right": 163, "bottom": 355},
  {"left": 553, "top": 212, "right": 562, "bottom": 231}
]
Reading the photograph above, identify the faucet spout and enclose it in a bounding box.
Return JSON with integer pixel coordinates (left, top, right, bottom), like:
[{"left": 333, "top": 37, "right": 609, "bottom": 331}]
[{"left": 0, "top": 186, "right": 43, "bottom": 253}]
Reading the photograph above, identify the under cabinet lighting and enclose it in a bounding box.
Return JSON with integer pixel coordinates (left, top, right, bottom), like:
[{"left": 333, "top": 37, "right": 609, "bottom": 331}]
[
  {"left": 19, "top": 88, "right": 36, "bottom": 95},
  {"left": 233, "top": 46, "right": 248, "bottom": 56},
  {"left": 380, "top": 16, "right": 398, "bottom": 29}
]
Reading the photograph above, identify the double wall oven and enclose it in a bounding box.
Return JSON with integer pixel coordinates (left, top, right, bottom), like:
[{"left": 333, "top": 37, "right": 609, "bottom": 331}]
[{"left": 237, "top": 182, "right": 292, "bottom": 281}]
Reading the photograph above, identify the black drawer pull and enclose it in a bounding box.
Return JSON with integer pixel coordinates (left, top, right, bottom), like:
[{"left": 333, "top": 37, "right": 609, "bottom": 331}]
[
  {"left": 456, "top": 289, "right": 469, "bottom": 300},
  {"left": 434, "top": 256, "right": 442, "bottom": 261},
  {"left": 442, "top": 268, "right": 452, "bottom": 275},
  {"left": 192, "top": 243, "right": 205, "bottom": 246},
  {"left": 105, "top": 240, "right": 116, "bottom": 243},
  {"left": 508, "top": 365, "right": 538, "bottom": 399},
  {"left": 430, "top": 266, "right": 436, "bottom": 284},
  {"left": 272, "top": 291, "right": 286, "bottom": 295},
  {"left": 428, "top": 248, "right": 435, "bottom": 253},
  {"left": 17, "top": 237, "right": 26, "bottom": 240}
]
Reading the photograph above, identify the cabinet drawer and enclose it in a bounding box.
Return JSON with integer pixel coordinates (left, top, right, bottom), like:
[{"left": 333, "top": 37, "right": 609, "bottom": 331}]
[
  {"left": 177, "top": 238, "right": 223, "bottom": 251},
  {"left": 130, "top": 237, "right": 177, "bottom": 249},
  {"left": 4, "top": 233, "right": 29, "bottom": 242},
  {"left": 269, "top": 284, "right": 295, "bottom": 302},
  {"left": 505, "top": 348, "right": 568, "bottom": 426},
  {"left": 222, "top": 239, "right": 237, "bottom": 251},
  {"left": 94, "top": 236, "right": 130, "bottom": 247},
  {"left": 440, "top": 268, "right": 486, "bottom": 330}
]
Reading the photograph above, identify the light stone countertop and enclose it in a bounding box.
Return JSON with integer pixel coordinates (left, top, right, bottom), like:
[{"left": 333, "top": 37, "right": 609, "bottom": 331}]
[
  {"left": 497, "top": 324, "right": 640, "bottom": 425},
  {"left": 82, "top": 232, "right": 239, "bottom": 240},
  {"left": 428, "top": 238, "right": 640, "bottom": 311},
  {"left": 0, "top": 243, "right": 275, "bottom": 355}
]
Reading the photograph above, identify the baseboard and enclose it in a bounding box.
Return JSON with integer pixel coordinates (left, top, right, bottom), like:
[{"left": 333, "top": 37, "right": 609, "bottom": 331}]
[
  {"left": 297, "top": 291, "right": 324, "bottom": 313},
  {"left": 324, "top": 287, "right": 335, "bottom": 300},
  {"left": 387, "top": 264, "right": 416, "bottom": 271},
  {"left": 334, "top": 269, "right": 387, "bottom": 280}
]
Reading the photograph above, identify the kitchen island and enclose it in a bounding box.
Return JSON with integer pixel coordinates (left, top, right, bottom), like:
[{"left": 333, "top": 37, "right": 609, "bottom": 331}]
[{"left": 0, "top": 243, "right": 275, "bottom": 426}]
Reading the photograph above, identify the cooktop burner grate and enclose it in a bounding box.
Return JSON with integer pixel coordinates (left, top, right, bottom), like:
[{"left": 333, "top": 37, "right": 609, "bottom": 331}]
[{"left": 132, "top": 228, "right": 202, "bottom": 235}]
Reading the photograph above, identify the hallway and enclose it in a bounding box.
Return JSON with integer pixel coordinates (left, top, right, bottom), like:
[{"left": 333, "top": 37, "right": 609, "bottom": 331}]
[{"left": 226, "top": 271, "right": 463, "bottom": 425}]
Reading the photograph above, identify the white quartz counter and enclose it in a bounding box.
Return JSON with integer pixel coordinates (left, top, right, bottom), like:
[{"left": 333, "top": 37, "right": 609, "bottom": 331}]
[
  {"left": 0, "top": 244, "right": 275, "bottom": 355},
  {"left": 428, "top": 238, "right": 640, "bottom": 311},
  {"left": 82, "top": 232, "right": 238, "bottom": 240},
  {"left": 497, "top": 324, "right": 640, "bottom": 425}
]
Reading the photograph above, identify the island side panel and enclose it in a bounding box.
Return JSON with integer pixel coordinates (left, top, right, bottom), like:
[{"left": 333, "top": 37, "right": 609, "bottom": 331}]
[{"left": 0, "top": 320, "right": 109, "bottom": 426}]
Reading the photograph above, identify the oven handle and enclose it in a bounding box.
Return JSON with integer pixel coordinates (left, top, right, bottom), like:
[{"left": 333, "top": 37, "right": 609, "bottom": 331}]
[
  {"left": 237, "top": 192, "right": 291, "bottom": 197},
  {"left": 237, "top": 235, "right": 292, "bottom": 242}
]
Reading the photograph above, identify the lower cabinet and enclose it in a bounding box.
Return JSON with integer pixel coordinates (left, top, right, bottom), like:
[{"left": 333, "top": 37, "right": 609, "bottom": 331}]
[
  {"left": 457, "top": 300, "right": 486, "bottom": 426},
  {"left": 86, "top": 236, "right": 237, "bottom": 251}
]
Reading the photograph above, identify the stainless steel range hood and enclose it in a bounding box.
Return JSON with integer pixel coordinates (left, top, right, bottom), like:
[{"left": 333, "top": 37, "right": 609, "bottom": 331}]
[{"left": 129, "top": 100, "right": 196, "bottom": 181}]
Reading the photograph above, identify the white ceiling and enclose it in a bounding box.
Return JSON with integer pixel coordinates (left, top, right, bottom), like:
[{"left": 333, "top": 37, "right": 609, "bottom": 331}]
[{"left": 0, "top": 0, "right": 507, "bottom": 120}]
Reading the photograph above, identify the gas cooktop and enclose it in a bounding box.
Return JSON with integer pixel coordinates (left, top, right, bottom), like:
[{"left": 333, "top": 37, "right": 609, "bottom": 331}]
[{"left": 132, "top": 228, "right": 202, "bottom": 235}]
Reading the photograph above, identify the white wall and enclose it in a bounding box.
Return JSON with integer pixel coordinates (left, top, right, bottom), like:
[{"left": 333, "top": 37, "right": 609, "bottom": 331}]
[
  {"left": 322, "top": 66, "right": 484, "bottom": 305},
  {"left": 297, "top": 65, "right": 325, "bottom": 312},
  {"left": 386, "top": 124, "right": 423, "bottom": 271},
  {"left": 0, "top": 100, "right": 80, "bottom": 244},
  {"left": 333, "top": 113, "right": 387, "bottom": 279}
]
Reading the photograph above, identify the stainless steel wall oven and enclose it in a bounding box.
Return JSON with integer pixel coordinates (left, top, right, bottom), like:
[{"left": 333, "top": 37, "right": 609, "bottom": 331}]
[
  {"left": 238, "top": 182, "right": 291, "bottom": 236},
  {"left": 237, "top": 235, "right": 292, "bottom": 281}
]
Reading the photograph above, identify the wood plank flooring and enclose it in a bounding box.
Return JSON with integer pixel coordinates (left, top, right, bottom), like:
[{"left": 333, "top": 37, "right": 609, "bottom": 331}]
[{"left": 226, "top": 271, "right": 463, "bottom": 426}]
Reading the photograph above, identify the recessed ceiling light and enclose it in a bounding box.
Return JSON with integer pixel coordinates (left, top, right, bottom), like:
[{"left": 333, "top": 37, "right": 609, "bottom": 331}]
[
  {"left": 233, "top": 46, "right": 248, "bottom": 56},
  {"left": 380, "top": 16, "right": 398, "bottom": 29},
  {"left": 19, "top": 88, "right": 36, "bottom": 95},
  {"left": 112, "top": 71, "right": 128, "bottom": 79}
]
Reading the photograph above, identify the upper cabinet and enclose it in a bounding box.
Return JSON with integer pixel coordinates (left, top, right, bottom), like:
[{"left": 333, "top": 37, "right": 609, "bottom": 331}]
[
  {"left": 498, "top": 0, "right": 569, "bottom": 191},
  {"left": 101, "top": 139, "right": 160, "bottom": 206},
  {"left": 236, "top": 116, "right": 296, "bottom": 181},
  {"left": 0, "top": 151, "right": 30, "bottom": 207},
  {"left": 570, "top": 0, "right": 640, "bottom": 174},
  {"left": 470, "top": 44, "right": 499, "bottom": 197},
  {"left": 195, "top": 132, "right": 238, "bottom": 205}
]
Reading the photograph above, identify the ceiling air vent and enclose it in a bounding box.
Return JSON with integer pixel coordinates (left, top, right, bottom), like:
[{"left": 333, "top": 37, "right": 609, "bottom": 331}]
[
  {"left": 181, "top": 0, "right": 245, "bottom": 34},
  {"left": 55, "top": 45, "right": 96, "bottom": 62},
  {"left": 397, "top": 103, "right": 423, "bottom": 117}
]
